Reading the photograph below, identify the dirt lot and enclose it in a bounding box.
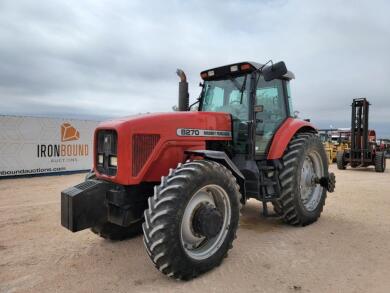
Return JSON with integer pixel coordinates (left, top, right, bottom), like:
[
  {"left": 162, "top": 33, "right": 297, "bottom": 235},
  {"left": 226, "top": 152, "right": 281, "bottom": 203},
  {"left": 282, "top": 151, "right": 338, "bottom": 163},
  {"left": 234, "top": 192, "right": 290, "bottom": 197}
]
[{"left": 1, "top": 163, "right": 390, "bottom": 293}]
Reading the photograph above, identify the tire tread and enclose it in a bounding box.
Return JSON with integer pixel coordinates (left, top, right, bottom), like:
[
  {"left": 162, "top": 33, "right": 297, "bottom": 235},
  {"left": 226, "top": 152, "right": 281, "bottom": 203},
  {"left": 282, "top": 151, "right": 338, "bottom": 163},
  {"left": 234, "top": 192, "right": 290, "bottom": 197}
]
[{"left": 142, "top": 160, "right": 241, "bottom": 280}]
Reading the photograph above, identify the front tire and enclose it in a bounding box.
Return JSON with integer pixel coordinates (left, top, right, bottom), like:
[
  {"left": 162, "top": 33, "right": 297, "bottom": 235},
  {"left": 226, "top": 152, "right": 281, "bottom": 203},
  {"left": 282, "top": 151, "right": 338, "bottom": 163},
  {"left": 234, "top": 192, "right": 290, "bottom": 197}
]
[
  {"left": 276, "top": 132, "right": 328, "bottom": 226},
  {"left": 143, "top": 160, "right": 240, "bottom": 280}
]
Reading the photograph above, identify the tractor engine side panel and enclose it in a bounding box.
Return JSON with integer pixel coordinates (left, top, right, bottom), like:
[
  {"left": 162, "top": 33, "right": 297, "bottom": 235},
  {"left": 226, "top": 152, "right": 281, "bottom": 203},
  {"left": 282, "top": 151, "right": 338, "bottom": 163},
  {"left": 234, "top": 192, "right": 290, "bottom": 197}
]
[
  {"left": 267, "top": 117, "right": 316, "bottom": 160},
  {"left": 93, "top": 112, "right": 232, "bottom": 185}
]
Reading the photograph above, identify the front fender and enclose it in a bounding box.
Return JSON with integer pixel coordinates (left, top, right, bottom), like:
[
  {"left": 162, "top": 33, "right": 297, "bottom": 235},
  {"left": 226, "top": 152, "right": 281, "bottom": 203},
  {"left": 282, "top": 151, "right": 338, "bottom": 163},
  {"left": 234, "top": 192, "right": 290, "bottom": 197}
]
[
  {"left": 184, "top": 150, "right": 246, "bottom": 201},
  {"left": 267, "top": 118, "right": 316, "bottom": 160}
]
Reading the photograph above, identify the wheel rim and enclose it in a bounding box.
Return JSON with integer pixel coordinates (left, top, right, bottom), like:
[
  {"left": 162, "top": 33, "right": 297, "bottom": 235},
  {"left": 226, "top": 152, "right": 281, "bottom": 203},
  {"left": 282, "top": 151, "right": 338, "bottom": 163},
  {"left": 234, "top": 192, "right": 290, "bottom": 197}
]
[
  {"left": 180, "top": 184, "right": 231, "bottom": 260},
  {"left": 299, "top": 150, "right": 324, "bottom": 211}
]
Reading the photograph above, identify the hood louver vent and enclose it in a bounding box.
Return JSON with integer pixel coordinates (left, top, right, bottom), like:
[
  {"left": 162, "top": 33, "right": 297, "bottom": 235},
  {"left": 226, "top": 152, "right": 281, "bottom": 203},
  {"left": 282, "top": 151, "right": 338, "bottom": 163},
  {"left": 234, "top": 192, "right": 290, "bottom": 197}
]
[{"left": 132, "top": 134, "right": 160, "bottom": 176}]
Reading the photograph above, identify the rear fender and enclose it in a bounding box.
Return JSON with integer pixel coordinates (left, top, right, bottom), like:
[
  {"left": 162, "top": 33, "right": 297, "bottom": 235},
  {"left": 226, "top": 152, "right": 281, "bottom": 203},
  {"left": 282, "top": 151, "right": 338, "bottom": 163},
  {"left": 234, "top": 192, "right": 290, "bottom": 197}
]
[{"left": 267, "top": 118, "right": 316, "bottom": 160}]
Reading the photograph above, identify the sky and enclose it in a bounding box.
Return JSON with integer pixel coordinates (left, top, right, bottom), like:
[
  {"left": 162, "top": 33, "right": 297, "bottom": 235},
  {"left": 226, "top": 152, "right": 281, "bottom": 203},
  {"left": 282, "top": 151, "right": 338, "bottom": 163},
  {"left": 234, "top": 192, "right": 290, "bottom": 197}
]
[{"left": 0, "top": 0, "right": 389, "bottom": 136}]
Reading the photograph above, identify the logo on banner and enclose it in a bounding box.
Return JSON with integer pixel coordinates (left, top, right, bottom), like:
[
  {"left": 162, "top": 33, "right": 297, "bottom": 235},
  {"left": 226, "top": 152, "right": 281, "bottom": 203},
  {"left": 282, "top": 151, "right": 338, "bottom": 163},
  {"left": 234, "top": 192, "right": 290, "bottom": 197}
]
[
  {"left": 61, "top": 123, "right": 80, "bottom": 142},
  {"left": 36, "top": 122, "right": 88, "bottom": 158}
]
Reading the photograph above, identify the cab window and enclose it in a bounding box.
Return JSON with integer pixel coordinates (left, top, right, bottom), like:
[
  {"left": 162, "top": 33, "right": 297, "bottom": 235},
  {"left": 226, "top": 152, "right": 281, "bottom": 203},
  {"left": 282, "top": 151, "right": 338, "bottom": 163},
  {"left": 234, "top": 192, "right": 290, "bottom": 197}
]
[
  {"left": 201, "top": 75, "right": 251, "bottom": 154},
  {"left": 255, "top": 78, "right": 287, "bottom": 155},
  {"left": 286, "top": 81, "right": 294, "bottom": 116}
]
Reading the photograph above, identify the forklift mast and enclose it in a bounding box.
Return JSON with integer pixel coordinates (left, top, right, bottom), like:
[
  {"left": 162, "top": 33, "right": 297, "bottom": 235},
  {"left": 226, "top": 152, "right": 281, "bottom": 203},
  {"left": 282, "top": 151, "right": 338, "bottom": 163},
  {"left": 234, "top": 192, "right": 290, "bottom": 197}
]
[{"left": 350, "top": 98, "right": 370, "bottom": 162}]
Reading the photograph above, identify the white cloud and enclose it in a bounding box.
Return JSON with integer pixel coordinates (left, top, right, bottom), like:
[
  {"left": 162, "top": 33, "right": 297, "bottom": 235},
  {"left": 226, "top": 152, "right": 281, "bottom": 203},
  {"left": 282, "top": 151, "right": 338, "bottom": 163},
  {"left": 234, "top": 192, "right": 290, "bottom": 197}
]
[{"left": 0, "top": 0, "right": 389, "bottom": 135}]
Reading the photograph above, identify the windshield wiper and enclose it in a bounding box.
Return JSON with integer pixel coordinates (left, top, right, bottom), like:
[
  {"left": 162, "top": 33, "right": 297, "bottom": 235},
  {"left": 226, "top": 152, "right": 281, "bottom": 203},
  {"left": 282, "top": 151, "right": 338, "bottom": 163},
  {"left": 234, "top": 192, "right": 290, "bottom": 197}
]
[
  {"left": 229, "top": 75, "right": 248, "bottom": 104},
  {"left": 194, "top": 82, "right": 206, "bottom": 110},
  {"left": 239, "top": 75, "right": 248, "bottom": 104},
  {"left": 229, "top": 77, "right": 242, "bottom": 92}
]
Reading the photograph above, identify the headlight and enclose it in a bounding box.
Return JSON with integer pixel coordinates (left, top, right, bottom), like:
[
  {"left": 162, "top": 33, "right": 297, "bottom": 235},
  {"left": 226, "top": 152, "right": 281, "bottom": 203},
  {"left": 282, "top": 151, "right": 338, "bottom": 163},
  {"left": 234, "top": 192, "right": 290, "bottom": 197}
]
[
  {"left": 109, "top": 156, "right": 117, "bottom": 167},
  {"left": 98, "top": 154, "right": 103, "bottom": 164}
]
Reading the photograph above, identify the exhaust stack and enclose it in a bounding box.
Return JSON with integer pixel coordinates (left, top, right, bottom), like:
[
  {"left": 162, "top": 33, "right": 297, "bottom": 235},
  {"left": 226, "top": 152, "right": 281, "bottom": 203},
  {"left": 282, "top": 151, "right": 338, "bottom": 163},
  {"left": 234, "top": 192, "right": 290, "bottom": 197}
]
[{"left": 176, "top": 69, "right": 189, "bottom": 111}]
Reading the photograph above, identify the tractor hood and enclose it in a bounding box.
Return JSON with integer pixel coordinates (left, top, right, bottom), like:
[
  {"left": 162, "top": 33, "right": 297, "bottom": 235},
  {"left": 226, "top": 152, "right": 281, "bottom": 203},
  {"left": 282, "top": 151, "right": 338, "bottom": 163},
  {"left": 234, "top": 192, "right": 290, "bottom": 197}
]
[
  {"left": 94, "top": 111, "right": 232, "bottom": 185},
  {"left": 96, "top": 111, "right": 231, "bottom": 135}
]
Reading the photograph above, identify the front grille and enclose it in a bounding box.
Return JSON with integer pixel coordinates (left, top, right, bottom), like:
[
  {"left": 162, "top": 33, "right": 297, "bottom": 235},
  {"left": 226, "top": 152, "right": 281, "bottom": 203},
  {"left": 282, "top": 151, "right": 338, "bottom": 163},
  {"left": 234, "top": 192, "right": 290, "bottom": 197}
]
[
  {"left": 132, "top": 134, "right": 160, "bottom": 176},
  {"left": 96, "top": 130, "right": 118, "bottom": 176}
]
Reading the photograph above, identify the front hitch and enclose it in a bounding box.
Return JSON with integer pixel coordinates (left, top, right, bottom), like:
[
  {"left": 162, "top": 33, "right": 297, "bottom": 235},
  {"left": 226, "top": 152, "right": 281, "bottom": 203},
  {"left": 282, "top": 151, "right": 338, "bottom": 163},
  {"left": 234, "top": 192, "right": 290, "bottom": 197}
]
[
  {"left": 61, "top": 180, "right": 111, "bottom": 232},
  {"left": 315, "top": 173, "right": 336, "bottom": 193}
]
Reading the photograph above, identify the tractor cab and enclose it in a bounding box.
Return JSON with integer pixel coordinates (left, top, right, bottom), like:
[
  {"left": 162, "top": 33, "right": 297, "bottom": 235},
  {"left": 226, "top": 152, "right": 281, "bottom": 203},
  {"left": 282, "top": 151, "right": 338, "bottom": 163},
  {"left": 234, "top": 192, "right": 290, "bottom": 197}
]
[{"left": 198, "top": 62, "right": 294, "bottom": 158}]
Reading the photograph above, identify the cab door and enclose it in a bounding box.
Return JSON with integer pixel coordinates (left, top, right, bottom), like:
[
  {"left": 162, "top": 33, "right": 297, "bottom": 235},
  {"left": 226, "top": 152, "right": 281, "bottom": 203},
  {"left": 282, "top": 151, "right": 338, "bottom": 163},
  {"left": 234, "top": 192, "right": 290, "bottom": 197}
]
[{"left": 254, "top": 78, "right": 289, "bottom": 156}]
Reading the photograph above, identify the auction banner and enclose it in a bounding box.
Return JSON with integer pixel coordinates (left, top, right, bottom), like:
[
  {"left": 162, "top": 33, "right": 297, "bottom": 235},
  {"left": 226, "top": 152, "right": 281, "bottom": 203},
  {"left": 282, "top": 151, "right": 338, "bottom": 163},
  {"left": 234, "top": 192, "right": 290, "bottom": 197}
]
[{"left": 0, "top": 115, "right": 99, "bottom": 177}]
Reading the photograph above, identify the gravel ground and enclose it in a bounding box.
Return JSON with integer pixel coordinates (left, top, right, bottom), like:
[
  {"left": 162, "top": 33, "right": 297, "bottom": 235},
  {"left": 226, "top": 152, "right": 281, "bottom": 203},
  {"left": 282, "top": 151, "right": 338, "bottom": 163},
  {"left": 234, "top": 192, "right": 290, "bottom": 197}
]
[{"left": 1, "top": 162, "right": 390, "bottom": 293}]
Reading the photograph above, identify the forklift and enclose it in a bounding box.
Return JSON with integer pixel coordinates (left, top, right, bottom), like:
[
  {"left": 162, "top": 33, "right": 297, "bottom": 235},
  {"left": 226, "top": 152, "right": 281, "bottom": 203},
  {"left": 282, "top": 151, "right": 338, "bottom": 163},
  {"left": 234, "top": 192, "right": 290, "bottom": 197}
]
[{"left": 337, "top": 98, "right": 386, "bottom": 172}]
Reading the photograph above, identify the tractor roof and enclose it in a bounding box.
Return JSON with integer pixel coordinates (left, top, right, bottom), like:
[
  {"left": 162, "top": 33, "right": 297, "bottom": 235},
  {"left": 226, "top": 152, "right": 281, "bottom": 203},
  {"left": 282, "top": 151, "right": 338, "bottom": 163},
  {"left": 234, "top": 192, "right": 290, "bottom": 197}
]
[{"left": 200, "top": 61, "right": 295, "bottom": 81}]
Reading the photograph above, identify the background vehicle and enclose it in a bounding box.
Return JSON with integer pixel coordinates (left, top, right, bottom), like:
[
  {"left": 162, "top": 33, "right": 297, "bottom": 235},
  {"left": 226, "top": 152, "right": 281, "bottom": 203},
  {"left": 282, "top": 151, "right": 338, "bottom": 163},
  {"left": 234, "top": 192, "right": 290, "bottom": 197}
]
[
  {"left": 378, "top": 139, "right": 390, "bottom": 158},
  {"left": 319, "top": 129, "right": 350, "bottom": 164},
  {"left": 61, "top": 61, "right": 335, "bottom": 280},
  {"left": 337, "top": 98, "right": 386, "bottom": 172}
]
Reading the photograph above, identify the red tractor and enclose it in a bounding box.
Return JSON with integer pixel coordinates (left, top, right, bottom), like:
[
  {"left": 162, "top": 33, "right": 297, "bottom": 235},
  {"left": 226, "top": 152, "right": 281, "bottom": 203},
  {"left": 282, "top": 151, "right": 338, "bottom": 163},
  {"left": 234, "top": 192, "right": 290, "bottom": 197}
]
[{"left": 61, "top": 61, "right": 335, "bottom": 280}]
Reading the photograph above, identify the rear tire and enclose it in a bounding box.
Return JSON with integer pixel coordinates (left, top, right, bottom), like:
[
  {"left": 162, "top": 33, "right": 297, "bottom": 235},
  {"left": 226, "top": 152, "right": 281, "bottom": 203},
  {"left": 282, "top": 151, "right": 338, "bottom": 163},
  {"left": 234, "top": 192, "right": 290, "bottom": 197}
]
[
  {"left": 336, "top": 151, "right": 347, "bottom": 170},
  {"left": 143, "top": 160, "right": 240, "bottom": 280},
  {"left": 91, "top": 220, "right": 143, "bottom": 240},
  {"left": 276, "top": 132, "right": 328, "bottom": 226},
  {"left": 375, "top": 151, "right": 386, "bottom": 173}
]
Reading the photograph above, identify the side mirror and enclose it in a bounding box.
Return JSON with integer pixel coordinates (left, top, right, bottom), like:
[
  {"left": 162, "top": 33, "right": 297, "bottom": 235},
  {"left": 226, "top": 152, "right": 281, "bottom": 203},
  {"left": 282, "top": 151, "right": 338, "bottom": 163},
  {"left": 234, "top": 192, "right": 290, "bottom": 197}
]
[{"left": 262, "top": 61, "right": 288, "bottom": 82}]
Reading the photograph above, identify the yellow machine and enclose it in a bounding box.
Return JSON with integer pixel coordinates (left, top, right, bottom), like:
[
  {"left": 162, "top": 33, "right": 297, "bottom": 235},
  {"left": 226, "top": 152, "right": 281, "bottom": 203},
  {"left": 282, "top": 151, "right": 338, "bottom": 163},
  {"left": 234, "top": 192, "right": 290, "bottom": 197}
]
[
  {"left": 335, "top": 142, "right": 349, "bottom": 161},
  {"left": 319, "top": 130, "right": 351, "bottom": 164},
  {"left": 323, "top": 141, "right": 336, "bottom": 164}
]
